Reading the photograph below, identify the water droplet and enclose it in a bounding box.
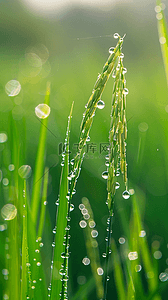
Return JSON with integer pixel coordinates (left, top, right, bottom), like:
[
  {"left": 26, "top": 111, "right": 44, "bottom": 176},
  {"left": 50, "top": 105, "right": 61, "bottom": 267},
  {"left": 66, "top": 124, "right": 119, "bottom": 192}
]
[
  {"left": 97, "top": 100, "right": 105, "bottom": 109},
  {"left": 97, "top": 267, "right": 104, "bottom": 275},
  {"left": 107, "top": 276, "right": 110, "bottom": 281},
  {"left": 0, "top": 133, "right": 7, "bottom": 143},
  {"left": 86, "top": 136, "right": 90, "bottom": 142},
  {"left": 31, "top": 286, "right": 35, "bottom": 289},
  {"left": 3, "top": 178, "right": 9, "bottom": 186},
  {"left": 39, "top": 278, "right": 42, "bottom": 281},
  {"left": 55, "top": 199, "right": 59, "bottom": 206},
  {"left": 102, "top": 171, "right": 108, "bottom": 179},
  {"left": 1, "top": 204, "right": 17, "bottom": 221},
  {"left": 35, "top": 103, "right": 50, "bottom": 119},
  {"left": 159, "top": 272, "right": 168, "bottom": 282},
  {"left": 52, "top": 242, "right": 55, "bottom": 247},
  {"left": 91, "top": 230, "right": 98, "bottom": 238},
  {"left": 128, "top": 251, "right": 138, "bottom": 261},
  {"left": 122, "top": 67, "right": 127, "bottom": 74},
  {"left": 3, "top": 294, "right": 9, "bottom": 300},
  {"left": 2, "top": 269, "right": 9, "bottom": 275},
  {"left": 129, "top": 189, "right": 135, "bottom": 195},
  {"left": 61, "top": 252, "right": 66, "bottom": 258},
  {"left": 44, "top": 201, "right": 47, "bottom": 205},
  {"left": 35, "top": 249, "right": 39, "bottom": 253},
  {"left": 79, "top": 204, "right": 85, "bottom": 210},
  {"left": 89, "top": 220, "right": 96, "bottom": 228},
  {"left": 109, "top": 47, "right": 115, "bottom": 54},
  {"left": 116, "top": 170, "right": 120, "bottom": 176},
  {"left": 139, "top": 230, "right": 146, "bottom": 237},
  {"left": 70, "top": 159, "right": 74, "bottom": 165},
  {"left": 36, "top": 262, "right": 41, "bottom": 266},
  {"left": 159, "top": 36, "right": 166, "bottom": 44},
  {"left": 52, "top": 227, "right": 56, "bottom": 234},
  {"left": 115, "top": 182, "right": 120, "bottom": 189},
  {"left": 120, "top": 53, "right": 124, "bottom": 58},
  {"left": 155, "top": 5, "right": 161, "bottom": 13},
  {"left": 81, "top": 208, "right": 88, "bottom": 215},
  {"left": 119, "top": 237, "right": 125, "bottom": 244},
  {"left": 83, "top": 213, "right": 90, "bottom": 220},
  {"left": 102, "top": 253, "right": 107, "bottom": 258},
  {"left": 123, "top": 88, "right": 129, "bottom": 95},
  {"left": 113, "top": 33, "right": 119, "bottom": 39},
  {"left": 70, "top": 204, "right": 74, "bottom": 212},
  {"left": 154, "top": 250, "right": 162, "bottom": 259},
  {"left": 18, "top": 165, "right": 32, "bottom": 179},
  {"left": 5, "top": 80, "right": 21, "bottom": 97},
  {"left": 8, "top": 164, "right": 15, "bottom": 171},
  {"left": 135, "top": 265, "right": 142, "bottom": 272},
  {"left": 39, "top": 242, "right": 43, "bottom": 247},
  {"left": 156, "top": 13, "right": 162, "bottom": 20},
  {"left": 59, "top": 269, "right": 66, "bottom": 276},
  {"left": 33, "top": 258, "right": 36, "bottom": 261},
  {"left": 122, "top": 190, "right": 130, "bottom": 200},
  {"left": 82, "top": 257, "right": 90, "bottom": 265},
  {"left": 79, "top": 220, "right": 87, "bottom": 228}
]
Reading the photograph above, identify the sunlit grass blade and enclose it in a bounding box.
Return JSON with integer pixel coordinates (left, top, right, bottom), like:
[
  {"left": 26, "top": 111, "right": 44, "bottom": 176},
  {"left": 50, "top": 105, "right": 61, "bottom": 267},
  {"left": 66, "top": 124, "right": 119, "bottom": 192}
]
[
  {"left": 156, "top": 0, "right": 168, "bottom": 85},
  {"left": 37, "top": 167, "right": 49, "bottom": 239},
  {"left": 132, "top": 194, "right": 161, "bottom": 300},
  {"left": 31, "top": 82, "right": 50, "bottom": 225},
  {"left": 50, "top": 102, "right": 74, "bottom": 300},
  {"left": 111, "top": 238, "right": 126, "bottom": 300}
]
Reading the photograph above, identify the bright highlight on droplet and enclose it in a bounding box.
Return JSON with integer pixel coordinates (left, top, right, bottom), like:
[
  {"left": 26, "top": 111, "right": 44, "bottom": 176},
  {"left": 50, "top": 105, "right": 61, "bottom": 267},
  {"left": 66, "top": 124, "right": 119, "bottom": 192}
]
[
  {"left": 35, "top": 103, "right": 50, "bottom": 119},
  {"left": 122, "top": 190, "right": 130, "bottom": 200},
  {"left": 128, "top": 251, "right": 138, "bottom": 261},
  {"left": 18, "top": 165, "right": 32, "bottom": 179},
  {"left": 82, "top": 257, "right": 90, "bottom": 265},
  {"left": 97, "top": 100, "right": 105, "bottom": 109},
  {"left": 5, "top": 80, "right": 21, "bottom": 97},
  {"left": 135, "top": 265, "right": 142, "bottom": 272},
  {"left": 0, "top": 133, "right": 8, "bottom": 143},
  {"left": 91, "top": 230, "right": 98, "bottom": 238},
  {"left": 139, "top": 230, "right": 146, "bottom": 237},
  {"left": 1, "top": 204, "right": 17, "bottom": 221},
  {"left": 79, "top": 220, "right": 87, "bottom": 228},
  {"left": 159, "top": 272, "right": 168, "bottom": 282},
  {"left": 113, "top": 33, "right": 119, "bottom": 39},
  {"left": 3, "top": 178, "right": 9, "bottom": 186},
  {"left": 119, "top": 237, "right": 125, "bottom": 244},
  {"left": 156, "top": 13, "right": 162, "bottom": 20},
  {"left": 155, "top": 5, "right": 161, "bottom": 13},
  {"left": 97, "top": 267, "right": 104, "bottom": 275},
  {"left": 159, "top": 37, "right": 166, "bottom": 44},
  {"left": 102, "top": 171, "right": 108, "bottom": 179},
  {"left": 8, "top": 164, "right": 15, "bottom": 171},
  {"left": 89, "top": 220, "right": 96, "bottom": 228}
]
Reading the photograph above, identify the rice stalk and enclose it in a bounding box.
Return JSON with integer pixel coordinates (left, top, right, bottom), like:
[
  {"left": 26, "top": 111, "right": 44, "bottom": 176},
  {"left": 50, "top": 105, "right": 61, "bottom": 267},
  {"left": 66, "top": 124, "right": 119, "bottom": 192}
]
[{"left": 102, "top": 33, "right": 130, "bottom": 299}]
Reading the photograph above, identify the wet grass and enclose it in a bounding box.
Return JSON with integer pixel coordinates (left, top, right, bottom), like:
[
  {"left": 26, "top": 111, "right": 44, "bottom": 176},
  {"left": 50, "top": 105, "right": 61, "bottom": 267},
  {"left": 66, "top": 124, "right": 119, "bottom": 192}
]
[{"left": 1, "top": 8, "right": 168, "bottom": 298}]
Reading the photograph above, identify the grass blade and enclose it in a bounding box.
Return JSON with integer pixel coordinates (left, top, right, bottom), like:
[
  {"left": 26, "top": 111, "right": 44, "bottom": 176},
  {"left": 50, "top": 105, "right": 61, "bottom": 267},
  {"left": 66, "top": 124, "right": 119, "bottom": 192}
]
[
  {"left": 37, "top": 167, "right": 49, "bottom": 239},
  {"left": 31, "top": 82, "right": 51, "bottom": 225}
]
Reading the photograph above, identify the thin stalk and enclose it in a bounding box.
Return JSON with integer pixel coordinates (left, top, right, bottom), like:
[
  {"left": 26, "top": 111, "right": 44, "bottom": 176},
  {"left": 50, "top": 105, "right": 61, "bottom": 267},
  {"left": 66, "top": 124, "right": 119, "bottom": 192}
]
[
  {"left": 31, "top": 82, "right": 50, "bottom": 225},
  {"left": 103, "top": 34, "right": 130, "bottom": 300}
]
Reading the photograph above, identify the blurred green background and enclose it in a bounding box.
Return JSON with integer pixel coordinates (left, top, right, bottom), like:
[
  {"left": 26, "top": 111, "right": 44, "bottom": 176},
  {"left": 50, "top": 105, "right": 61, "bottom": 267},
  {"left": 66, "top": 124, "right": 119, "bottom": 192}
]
[{"left": 0, "top": 0, "right": 168, "bottom": 298}]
